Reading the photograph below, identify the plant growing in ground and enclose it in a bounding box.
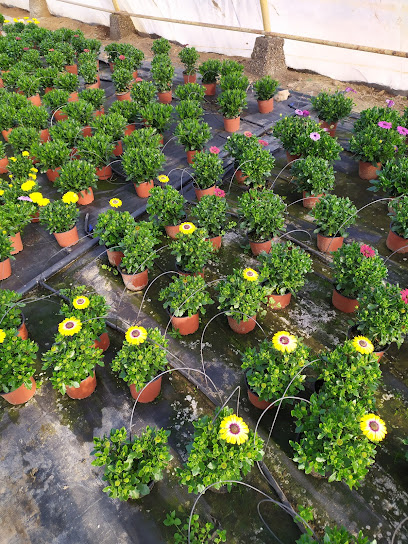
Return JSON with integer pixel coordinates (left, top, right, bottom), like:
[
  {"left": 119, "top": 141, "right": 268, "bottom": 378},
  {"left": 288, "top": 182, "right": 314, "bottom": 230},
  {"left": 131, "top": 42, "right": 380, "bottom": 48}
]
[
  {"left": 49, "top": 119, "right": 82, "bottom": 148},
  {"left": 42, "top": 88, "right": 70, "bottom": 111},
  {"left": 175, "top": 99, "right": 203, "bottom": 120},
  {"left": 219, "top": 72, "right": 249, "bottom": 92},
  {"left": 93, "top": 209, "right": 135, "bottom": 249},
  {"left": 349, "top": 124, "right": 406, "bottom": 165},
  {"left": 0, "top": 330, "right": 38, "bottom": 394},
  {"left": 331, "top": 242, "right": 387, "bottom": 299},
  {"left": 238, "top": 189, "right": 286, "bottom": 242},
  {"left": 238, "top": 144, "right": 276, "bottom": 188},
  {"left": 291, "top": 156, "right": 336, "bottom": 196},
  {"left": 0, "top": 289, "right": 25, "bottom": 330},
  {"left": 312, "top": 194, "right": 357, "bottom": 237},
  {"left": 151, "top": 54, "right": 174, "bottom": 93},
  {"left": 55, "top": 160, "right": 99, "bottom": 194},
  {"left": 79, "top": 88, "right": 105, "bottom": 110},
  {"left": 218, "top": 89, "right": 247, "bottom": 119},
  {"left": 8, "top": 126, "right": 40, "bottom": 153},
  {"left": 174, "top": 83, "right": 205, "bottom": 102},
  {"left": 159, "top": 274, "right": 213, "bottom": 317},
  {"left": 170, "top": 225, "right": 214, "bottom": 273},
  {"left": 55, "top": 71, "right": 79, "bottom": 93},
  {"left": 129, "top": 80, "right": 156, "bottom": 106},
  {"left": 39, "top": 199, "right": 79, "bottom": 234},
  {"left": 139, "top": 102, "right": 173, "bottom": 133},
  {"left": 123, "top": 127, "right": 162, "bottom": 150},
  {"left": 31, "top": 140, "right": 70, "bottom": 172},
  {"left": 91, "top": 426, "right": 172, "bottom": 500},
  {"left": 258, "top": 242, "right": 312, "bottom": 296},
  {"left": 311, "top": 91, "right": 354, "bottom": 124},
  {"left": 61, "top": 99, "right": 94, "bottom": 126},
  {"left": 389, "top": 194, "right": 408, "bottom": 238},
  {"left": 147, "top": 185, "right": 186, "bottom": 227},
  {"left": 120, "top": 221, "right": 161, "bottom": 274},
  {"left": 164, "top": 511, "right": 227, "bottom": 544},
  {"left": 122, "top": 146, "right": 166, "bottom": 185},
  {"left": 191, "top": 150, "right": 224, "bottom": 189},
  {"left": 111, "top": 67, "right": 133, "bottom": 94},
  {"left": 151, "top": 37, "right": 171, "bottom": 55},
  {"left": 175, "top": 119, "right": 211, "bottom": 151},
  {"left": 242, "top": 333, "right": 310, "bottom": 401},
  {"left": 178, "top": 406, "right": 264, "bottom": 493},
  {"left": 253, "top": 75, "right": 279, "bottom": 101},
  {"left": 77, "top": 133, "right": 115, "bottom": 169},
  {"left": 178, "top": 46, "right": 199, "bottom": 75}
]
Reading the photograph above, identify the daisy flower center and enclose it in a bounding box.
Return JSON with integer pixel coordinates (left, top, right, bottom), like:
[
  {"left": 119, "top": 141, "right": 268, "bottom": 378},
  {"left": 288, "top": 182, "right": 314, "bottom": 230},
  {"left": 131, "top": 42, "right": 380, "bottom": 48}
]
[
  {"left": 65, "top": 321, "right": 75, "bottom": 329},
  {"left": 279, "top": 335, "right": 290, "bottom": 345},
  {"left": 229, "top": 423, "right": 240, "bottom": 435},
  {"left": 358, "top": 339, "right": 367, "bottom": 348},
  {"left": 369, "top": 421, "right": 380, "bottom": 432},
  {"left": 131, "top": 329, "right": 141, "bottom": 338},
  {"left": 76, "top": 298, "right": 85, "bottom": 305}
]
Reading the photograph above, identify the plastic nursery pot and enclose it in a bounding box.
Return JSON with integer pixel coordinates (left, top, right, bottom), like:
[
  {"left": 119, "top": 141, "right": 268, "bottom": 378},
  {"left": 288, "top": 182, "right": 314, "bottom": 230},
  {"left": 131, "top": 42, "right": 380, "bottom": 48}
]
[
  {"left": 54, "top": 110, "right": 68, "bottom": 122},
  {"left": 158, "top": 90, "right": 172, "bottom": 104},
  {"left": 183, "top": 73, "right": 197, "bottom": 84},
  {"left": 94, "top": 332, "right": 110, "bottom": 352},
  {"left": 1, "top": 128, "right": 12, "bottom": 141},
  {"left": 386, "top": 228, "right": 408, "bottom": 254},
  {"left": 0, "top": 157, "right": 8, "bottom": 174},
  {"left": 86, "top": 77, "right": 100, "bottom": 89},
  {"left": 332, "top": 288, "right": 359, "bottom": 313},
  {"left": 113, "top": 141, "right": 123, "bottom": 156},
  {"left": 82, "top": 126, "right": 92, "bottom": 137},
  {"left": 96, "top": 165, "right": 112, "bottom": 180},
  {"left": 129, "top": 376, "right": 162, "bottom": 403},
  {"left": 223, "top": 116, "right": 240, "bottom": 133},
  {"left": 358, "top": 160, "right": 381, "bottom": 180},
  {"left": 134, "top": 180, "right": 154, "bottom": 198},
  {"left": 77, "top": 187, "right": 94, "bottom": 205},
  {"left": 175, "top": 263, "right": 205, "bottom": 279},
  {"left": 245, "top": 374, "right": 272, "bottom": 410},
  {"left": 44, "top": 87, "right": 54, "bottom": 94},
  {"left": 68, "top": 92, "right": 79, "bottom": 102},
  {"left": 227, "top": 315, "right": 257, "bottom": 334},
  {"left": 257, "top": 98, "right": 274, "bottom": 114},
  {"left": 317, "top": 233, "right": 344, "bottom": 253},
  {"left": 65, "top": 64, "right": 78, "bottom": 75},
  {"left": 65, "top": 372, "right": 97, "bottom": 399},
  {"left": 171, "top": 313, "right": 200, "bottom": 336},
  {"left": 194, "top": 185, "right": 215, "bottom": 201},
  {"left": 319, "top": 120, "right": 338, "bottom": 137},
  {"left": 207, "top": 234, "right": 222, "bottom": 250},
  {"left": 10, "top": 232, "right": 23, "bottom": 255},
  {"left": 285, "top": 151, "right": 301, "bottom": 163},
  {"left": 0, "top": 258, "right": 12, "bottom": 280},
  {"left": 234, "top": 169, "right": 248, "bottom": 184},
  {"left": 187, "top": 149, "right": 200, "bottom": 164},
  {"left": 132, "top": 70, "right": 138, "bottom": 80},
  {"left": 54, "top": 225, "right": 79, "bottom": 248},
  {"left": 203, "top": 82, "right": 216, "bottom": 96},
  {"left": 116, "top": 91, "right": 131, "bottom": 101},
  {"left": 46, "top": 167, "right": 61, "bottom": 182},
  {"left": 119, "top": 267, "right": 149, "bottom": 291},
  {"left": 28, "top": 94, "right": 42, "bottom": 106},
  {"left": 267, "top": 292, "right": 292, "bottom": 310},
  {"left": 164, "top": 224, "right": 181, "bottom": 239},
  {"left": 0, "top": 377, "right": 36, "bottom": 405},
  {"left": 249, "top": 239, "right": 272, "bottom": 256},
  {"left": 17, "top": 312, "right": 29, "bottom": 340},
  {"left": 106, "top": 248, "right": 124, "bottom": 267},
  {"left": 31, "top": 210, "right": 40, "bottom": 223},
  {"left": 302, "top": 192, "right": 324, "bottom": 209},
  {"left": 124, "top": 123, "right": 136, "bottom": 135},
  {"left": 39, "top": 129, "right": 50, "bottom": 143},
  {"left": 94, "top": 107, "right": 105, "bottom": 117}
]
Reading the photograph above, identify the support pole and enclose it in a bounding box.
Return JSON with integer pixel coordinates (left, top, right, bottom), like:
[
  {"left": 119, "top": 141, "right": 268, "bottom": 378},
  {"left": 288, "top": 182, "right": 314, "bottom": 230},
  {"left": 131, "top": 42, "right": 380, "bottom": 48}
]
[{"left": 259, "top": 0, "right": 271, "bottom": 33}]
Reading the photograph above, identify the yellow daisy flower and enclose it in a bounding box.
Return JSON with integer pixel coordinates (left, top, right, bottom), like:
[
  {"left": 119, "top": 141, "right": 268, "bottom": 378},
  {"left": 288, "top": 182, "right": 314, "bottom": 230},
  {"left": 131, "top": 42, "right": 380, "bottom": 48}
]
[
  {"left": 22, "top": 151, "right": 30, "bottom": 157},
  {"left": 73, "top": 296, "right": 90, "bottom": 309},
  {"left": 30, "top": 168, "right": 38, "bottom": 173},
  {"left": 9, "top": 157, "right": 17, "bottom": 162},
  {"left": 179, "top": 222, "right": 196, "bottom": 235},
  {"left": 242, "top": 268, "right": 258, "bottom": 282},
  {"left": 21, "top": 180, "right": 36, "bottom": 191},
  {"left": 272, "top": 331, "right": 298, "bottom": 353},
  {"left": 23, "top": 16, "right": 29, "bottom": 19},
  {"left": 125, "top": 326, "right": 147, "bottom": 345},
  {"left": 29, "top": 192, "right": 44, "bottom": 204},
  {"left": 0, "top": 329, "right": 6, "bottom": 343},
  {"left": 352, "top": 336, "right": 374, "bottom": 355},
  {"left": 28, "top": 173, "right": 37, "bottom": 180},
  {"left": 109, "top": 197, "right": 122, "bottom": 208},
  {"left": 38, "top": 198, "right": 50, "bottom": 206},
  {"left": 219, "top": 414, "right": 249, "bottom": 445},
  {"left": 4, "top": 20, "right": 9, "bottom": 23},
  {"left": 158, "top": 175, "right": 169, "bottom": 183},
  {"left": 62, "top": 191, "right": 79, "bottom": 204},
  {"left": 360, "top": 414, "right": 387, "bottom": 442},
  {"left": 58, "top": 317, "right": 82, "bottom": 336},
  {"left": 0, "top": 190, "right": 4, "bottom": 196}
]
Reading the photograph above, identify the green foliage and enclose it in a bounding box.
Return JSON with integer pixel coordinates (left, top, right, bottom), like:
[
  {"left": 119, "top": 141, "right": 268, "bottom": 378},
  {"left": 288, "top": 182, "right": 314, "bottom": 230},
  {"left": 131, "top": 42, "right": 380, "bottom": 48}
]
[
  {"left": 220, "top": 60, "right": 244, "bottom": 76},
  {"left": 16, "top": 73, "right": 41, "bottom": 97},
  {"left": 238, "top": 189, "right": 286, "bottom": 241},
  {"left": 21, "top": 48, "right": 42, "bottom": 69},
  {"left": 109, "top": 99, "right": 137, "bottom": 123},
  {"left": 55, "top": 41, "right": 76, "bottom": 65},
  {"left": 291, "top": 156, "right": 336, "bottom": 196},
  {"left": 191, "top": 194, "right": 234, "bottom": 237},
  {"left": 175, "top": 99, "right": 203, "bottom": 120},
  {"left": 77, "top": 133, "right": 115, "bottom": 168},
  {"left": 354, "top": 106, "right": 402, "bottom": 133},
  {"left": 55, "top": 71, "right": 79, "bottom": 93},
  {"left": 372, "top": 156, "right": 408, "bottom": 196},
  {"left": 92, "top": 112, "right": 127, "bottom": 141},
  {"left": 178, "top": 406, "right": 264, "bottom": 494},
  {"left": 49, "top": 118, "right": 82, "bottom": 148},
  {"left": 223, "top": 132, "right": 260, "bottom": 163},
  {"left": 389, "top": 194, "right": 408, "bottom": 238},
  {"left": 258, "top": 242, "right": 312, "bottom": 295},
  {"left": 178, "top": 46, "right": 199, "bottom": 74},
  {"left": 122, "top": 146, "right": 166, "bottom": 184},
  {"left": 0, "top": 53, "right": 13, "bottom": 71},
  {"left": 0, "top": 289, "right": 25, "bottom": 330},
  {"left": 1, "top": 67, "right": 24, "bottom": 91},
  {"left": 253, "top": 75, "right": 279, "bottom": 101},
  {"left": 55, "top": 159, "right": 98, "bottom": 193},
  {"left": 219, "top": 72, "right": 249, "bottom": 92},
  {"left": 91, "top": 426, "right": 172, "bottom": 500},
  {"left": 175, "top": 119, "right": 211, "bottom": 151},
  {"left": 0, "top": 331, "right": 38, "bottom": 393},
  {"left": 130, "top": 79, "right": 156, "bottom": 105},
  {"left": 147, "top": 185, "right": 186, "bottom": 226},
  {"left": 312, "top": 194, "right": 357, "bottom": 237},
  {"left": 79, "top": 87, "right": 105, "bottom": 110},
  {"left": 112, "top": 67, "right": 133, "bottom": 94},
  {"left": 5, "top": 152, "right": 33, "bottom": 180},
  {"left": 0, "top": 230, "right": 13, "bottom": 261},
  {"left": 16, "top": 104, "right": 48, "bottom": 130},
  {"left": 217, "top": 89, "right": 247, "bottom": 119},
  {"left": 139, "top": 102, "right": 173, "bottom": 133},
  {"left": 38, "top": 66, "right": 59, "bottom": 89},
  {"left": 296, "top": 525, "right": 375, "bottom": 544},
  {"left": 42, "top": 88, "right": 70, "bottom": 111},
  {"left": 105, "top": 42, "right": 131, "bottom": 63},
  {"left": 349, "top": 124, "right": 406, "bottom": 164},
  {"left": 191, "top": 150, "right": 223, "bottom": 189},
  {"left": 238, "top": 144, "right": 276, "bottom": 188},
  {"left": 170, "top": 228, "right": 214, "bottom": 273},
  {"left": 9, "top": 126, "right": 40, "bottom": 153},
  {"left": 120, "top": 221, "right": 161, "bottom": 274},
  {"left": 39, "top": 200, "right": 79, "bottom": 234},
  {"left": 159, "top": 274, "right": 213, "bottom": 317},
  {"left": 151, "top": 54, "right": 174, "bottom": 93},
  {"left": 311, "top": 91, "right": 354, "bottom": 124},
  {"left": 45, "top": 49, "right": 66, "bottom": 71},
  {"left": 123, "top": 127, "right": 162, "bottom": 150},
  {"left": 174, "top": 82, "right": 205, "bottom": 102},
  {"left": 0, "top": 200, "right": 35, "bottom": 235},
  {"left": 164, "top": 511, "right": 227, "bottom": 544},
  {"left": 61, "top": 99, "right": 94, "bottom": 125},
  {"left": 93, "top": 209, "right": 136, "bottom": 249},
  {"left": 151, "top": 37, "right": 171, "bottom": 55},
  {"left": 78, "top": 61, "right": 98, "bottom": 85}
]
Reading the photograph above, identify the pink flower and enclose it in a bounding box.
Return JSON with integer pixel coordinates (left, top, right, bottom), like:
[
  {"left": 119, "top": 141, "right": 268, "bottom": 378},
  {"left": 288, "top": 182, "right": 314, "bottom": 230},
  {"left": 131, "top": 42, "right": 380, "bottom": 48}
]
[
  {"left": 378, "top": 121, "right": 392, "bottom": 129},
  {"left": 345, "top": 87, "right": 356, "bottom": 93},
  {"left": 118, "top": 55, "right": 126, "bottom": 60},
  {"left": 302, "top": 110, "right": 310, "bottom": 117},
  {"left": 401, "top": 288, "right": 408, "bottom": 304},
  {"left": 74, "top": 34, "right": 79, "bottom": 38},
  {"left": 214, "top": 187, "right": 225, "bottom": 197},
  {"left": 397, "top": 126, "right": 408, "bottom": 136},
  {"left": 295, "top": 109, "right": 303, "bottom": 116},
  {"left": 135, "top": 77, "right": 143, "bottom": 83},
  {"left": 209, "top": 146, "right": 220, "bottom": 154},
  {"left": 322, "top": 128, "right": 330, "bottom": 132},
  {"left": 18, "top": 195, "right": 33, "bottom": 201},
  {"left": 23, "top": 47, "right": 29, "bottom": 51},
  {"left": 15, "top": 36, "right": 21, "bottom": 41},
  {"left": 244, "top": 131, "right": 252, "bottom": 137},
  {"left": 386, "top": 99, "right": 395, "bottom": 108},
  {"left": 49, "top": 48, "right": 54, "bottom": 52},
  {"left": 360, "top": 244, "right": 375, "bottom": 258},
  {"left": 309, "top": 132, "right": 321, "bottom": 141},
  {"left": 258, "top": 139, "right": 268, "bottom": 146},
  {"left": 84, "top": 48, "right": 90, "bottom": 53}
]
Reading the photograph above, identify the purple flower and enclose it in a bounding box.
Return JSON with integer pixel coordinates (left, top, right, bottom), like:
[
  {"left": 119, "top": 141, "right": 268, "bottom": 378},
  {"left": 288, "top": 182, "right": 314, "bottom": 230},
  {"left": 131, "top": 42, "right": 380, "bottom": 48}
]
[
  {"left": 397, "top": 126, "right": 408, "bottom": 136},
  {"left": 345, "top": 87, "right": 356, "bottom": 93},
  {"left": 322, "top": 127, "right": 330, "bottom": 132},
  {"left": 386, "top": 99, "right": 395, "bottom": 108},
  {"left": 294, "top": 109, "right": 303, "bottom": 116},
  {"left": 18, "top": 195, "right": 32, "bottom": 201},
  {"left": 302, "top": 110, "right": 310, "bottom": 117},
  {"left": 309, "top": 132, "right": 321, "bottom": 141},
  {"left": 378, "top": 121, "right": 392, "bottom": 129},
  {"left": 394, "top": 146, "right": 399, "bottom": 152}
]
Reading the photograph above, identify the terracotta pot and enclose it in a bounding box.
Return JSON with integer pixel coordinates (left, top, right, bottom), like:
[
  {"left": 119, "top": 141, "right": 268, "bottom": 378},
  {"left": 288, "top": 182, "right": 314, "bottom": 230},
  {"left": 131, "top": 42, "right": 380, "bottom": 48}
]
[
  {"left": 187, "top": 149, "right": 200, "bottom": 164},
  {"left": 132, "top": 70, "right": 138, "bottom": 80},
  {"left": 119, "top": 267, "right": 149, "bottom": 291},
  {"left": 158, "top": 90, "right": 172, "bottom": 104},
  {"left": 82, "top": 125, "right": 92, "bottom": 137},
  {"left": 113, "top": 141, "right": 123, "bottom": 156},
  {"left": 54, "top": 225, "right": 79, "bottom": 248},
  {"left": 54, "top": 110, "right": 68, "bottom": 122},
  {"left": 223, "top": 116, "right": 240, "bottom": 133},
  {"left": 96, "top": 165, "right": 112, "bottom": 180},
  {"left": 332, "top": 288, "right": 359, "bottom": 313},
  {"left": 130, "top": 376, "right": 162, "bottom": 403},
  {"left": 0, "top": 377, "right": 36, "bottom": 405},
  {"left": 116, "top": 91, "right": 131, "bottom": 101},
  {"left": 386, "top": 228, "right": 408, "bottom": 254},
  {"left": 68, "top": 91, "right": 79, "bottom": 102},
  {"left": 135, "top": 179, "right": 154, "bottom": 198},
  {"left": 0, "top": 78, "right": 3, "bottom": 89},
  {"left": 358, "top": 161, "right": 381, "bottom": 180},
  {"left": 285, "top": 151, "right": 301, "bottom": 163},
  {"left": 109, "top": 62, "right": 114, "bottom": 72},
  {"left": 257, "top": 98, "right": 274, "bottom": 114},
  {"left": 39, "top": 128, "right": 50, "bottom": 143},
  {"left": 319, "top": 120, "right": 337, "bottom": 137},
  {"left": 227, "top": 315, "right": 257, "bottom": 334},
  {"left": 203, "top": 82, "right": 216, "bottom": 96},
  {"left": 94, "top": 107, "right": 105, "bottom": 117},
  {"left": 0, "top": 258, "right": 12, "bottom": 280},
  {"left": 183, "top": 73, "right": 197, "bottom": 84},
  {"left": 10, "top": 231, "right": 23, "bottom": 255},
  {"left": 86, "top": 77, "right": 100, "bottom": 89},
  {"left": 235, "top": 169, "right": 248, "bottom": 184},
  {"left": 106, "top": 248, "right": 124, "bottom": 266},
  {"left": 303, "top": 191, "right": 324, "bottom": 209},
  {"left": 46, "top": 167, "right": 61, "bottom": 182},
  {"left": 1, "top": 128, "right": 12, "bottom": 141},
  {"left": 31, "top": 211, "right": 40, "bottom": 223},
  {"left": 267, "top": 292, "right": 292, "bottom": 310},
  {"left": 77, "top": 187, "right": 94, "bottom": 205},
  {"left": 17, "top": 313, "right": 28, "bottom": 340},
  {"left": 44, "top": 86, "right": 54, "bottom": 94},
  {"left": 94, "top": 332, "right": 110, "bottom": 352},
  {"left": 249, "top": 239, "right": 272, "bottom": 256},
  {"left": 374, "top": 346, "right": 390, "bottom": 362},
  {"left": 317, "top": 233, "right": 344, "bottom": 253},
  {"left": 65, "top": 372, "right": 97, "bottom": 399},
  {"left": 247, "top": 386, "right": 272, "bottom": 410},
  {"left": 65, "top": 64, "right": 78, "bottom": 75},
  {"left": 124, "top": 123, "right": 136, "bottom": 135},
  {"left": 0, "top": 156, "right": 8, "bottom": 173},
  {"left": 171, "top": 313, "right": 199, "bottom": 335},
  {"left": 194, "top": 185, "right": 215, "bottom": 201},
  {"left": 164, "top": 224, "right": 181, "bottom": 239},
  {"left": 206, "top": 235, "right": 222, "bottom": 250},
  {"left": 28, "top": 94, "right": 42, "bottom": 106},
  {"left": 175, "top": 262, "right": 205, "bottom": 279}
]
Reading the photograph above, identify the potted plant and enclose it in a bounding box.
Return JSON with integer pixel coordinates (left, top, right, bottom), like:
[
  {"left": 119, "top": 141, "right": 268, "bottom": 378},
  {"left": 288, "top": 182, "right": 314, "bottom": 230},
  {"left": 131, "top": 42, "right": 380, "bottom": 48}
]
[
  {"left": 216, "top": 267, "right": 270, "bottom": 333},
  {"left": 151, "top": 37, "right": 171, "bottom": 56},
  {"left": 61, "top": 99, "right": 94, "bottom": 135},
  {"left": 238, "top": 189, "right": 286, "bottom": 255},
  {"left": 109, "top": 99, "right": 137, "bottom": 134},
  {"left": 119, "top": 221, "right": 160, "bottom": 291},
  {"left": 331, "top": 242, "right": 387, "bottom": 313},
  {"left": 49, "top": 118, "right": 82, "bottom": 154},
  {"left": 112, "top": 326, "right": 168, "bottom": 401},
  {"left": 170, "top": 224, "right": 214, "bottom": 276},
  {"left": 151, "top": 54, "right": 174, "bottom": 103},
  {"left": 16, "top": 73, "right": 42, "bottom": 105},
  {"left": 6, "top": 152, "right": 35, "bottom": 182},
  {"left": 353, "top": 105, "right": 402, "bottom": 133},
  {"left": 45, "top": 49, "right": 66, "bottom": 72},
  {"left": 122, "top": 146, "right": 166, "bottom": 198},
  {"left": 175, "top": 119, "right": 212, "bottom": 164},
  {"left": 9, "top": 126, "right": 41, "bottom": 153},
  {"left": 42, "top": 89, "right": 70, "bottom": 121},
  {"left": 312, "top": 194, "right": 357, "bottom": 253},
  {"left": 0, "top": 230, "right": 13, "bottom": 280},
  {"left": 190, "top": 150, "right": 224, "bottom": 199},
  {"left": 139, "top": 102, "right": 173, "bottom": 142},
  {"left": 93, "top": 207, "right": 135, "bottom": 266},
  {"left": 178, "top": 46, "right": 199, "bottom": 83},
  {"left": 16, "top": 104, "right": 49, "bottom": 142},
  {"left": 42, "top": 328, "right": 104, "bottom": 399},
  {"left": 198, "top": 58, "right": 222, "bottom": 96},
  {"left": 79, "top": 87, "right": 105, "bottom": 116},
  {"left": 178, "top": 406, "right": 264, "bottom": 493},
  {"left": 258, "top": 242, "right": 312, "bottom": 309},
  {"left": 241, "top": 332, "right": 310, "bottom": 409},
  {"left": 224, "top": 132, "right": 260, "bottom": 181},
  {"left": 31, "top": 139, "right": 70, "bottom": 182},
  {"left": 79, "top": 61, "right": 99, "bottom": 88},
  {"left": 39, "top": 198, "right": 80, "bottom": 247},
  {"left": 91, "top": 426, "right": 172, "bottom": 500},
  {"left": 310, "top": 91, "right": 354, "bottom": 136},
  {"left": 253, "top": 75, "right": 279, "bottom": 114},
  {"left": 38, "top": 66, "right": 59, "bottom": 93},
  {"left": 219, "top": 72, "right": 249, "bottom": 92},
  {"left": 55, "top": 71, "right": 79, "bottom": 101},
  {"left": 174, "top": 83, "right": 205, "bottom": 102},
  {"left": 217, "top": 89, "right": 247, "bottom": 132},
  {"left": 159, "top": 274, "right": 213, "bottom": 335},
  {"left": 130, "top": 79, "right": 156, "bottom": 106},
  {"left": 0, "top": 141, "right": 8, "bottom": 174},
  {"left": 55, "top": 160, "right": 99, "bottom": 204},
  {"left": 0, "top": 288, "right": 27, "bottom": 339},
  {"left": 147, "top": 185, "right": 186, "bottom": 238},
  {"left": 291, "top": 156, "right": 336, "bottom": 208},
  {"left": 191, "top": 193, "right": 235, "bottom": 250},
  {"left": 1, "top": 200, "right": 35, "bottom": 254},
  {"left": 56, "top": 42, "right": 77, "bottom": 73},
  {"left": 371, "top": 156, "right": 408, "bottom": 197},
  {"left": 123, "top": 127, "right": 163, "bottom": 151},
  {"left": 386, "top": 194, "right": 408, "bottom": 253},
  {"left": 0, "top": 330, "right": 38, "bottom": 405},
  {"left": 175, "top": 99, "right": 203, "bottom": 121},
  {"left": 92, "top": 112, "right": 127, "bottom": 155},
  {"left": 77, "top": 133, "right": 115, "bottom": 180},
  {"left": 235, "top": 144, "right": 275, "bottom": 189}
]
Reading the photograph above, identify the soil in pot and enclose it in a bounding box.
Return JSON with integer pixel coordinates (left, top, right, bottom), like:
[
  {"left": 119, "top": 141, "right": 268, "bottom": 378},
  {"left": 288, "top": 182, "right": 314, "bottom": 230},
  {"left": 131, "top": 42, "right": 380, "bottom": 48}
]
[
  {"left": 171, "top": 313, "right": 199, "bottom": 335},
  {"left": 0, "top": 377, "right": 36, "bottom": 405},
  {"left": 65, "top": 372, "right": 97, "bottom": 399},
  {"left": 119, "top": 267, "right": 149, "bottom": 291},
  {"left": 134, "top": 180, "right": 154, "bottom": 198},
  {"left": 130, "top": 376, "right": 162, "bottom": 403},
  {"left": 317, "top": 233, "right": 344, "bottom": 253},
  {"left": 227, "top": 315, "right": 257, "bottom": 334},
  {"left": 332, "top": 288, "right": 359, "bottom": 313}
]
